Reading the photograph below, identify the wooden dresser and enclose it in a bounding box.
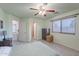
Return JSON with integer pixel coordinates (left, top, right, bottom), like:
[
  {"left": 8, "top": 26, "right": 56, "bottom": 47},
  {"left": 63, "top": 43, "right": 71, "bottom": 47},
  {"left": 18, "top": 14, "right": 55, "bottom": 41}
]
[{"left": 46, "top": 35, "right": 53, "bottom": 43}]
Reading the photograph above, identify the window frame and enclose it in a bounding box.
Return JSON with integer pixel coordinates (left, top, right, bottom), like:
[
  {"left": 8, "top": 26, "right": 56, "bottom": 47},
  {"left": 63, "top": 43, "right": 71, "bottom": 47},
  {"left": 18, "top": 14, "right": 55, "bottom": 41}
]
[{"left": 52, "top": 17, "right": 76, "bottom": 35}]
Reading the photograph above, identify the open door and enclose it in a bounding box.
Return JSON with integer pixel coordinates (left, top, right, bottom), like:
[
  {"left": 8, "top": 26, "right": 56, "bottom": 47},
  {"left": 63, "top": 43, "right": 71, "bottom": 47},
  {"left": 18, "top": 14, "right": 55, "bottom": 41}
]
[{"left": 32, "top": 22, "right": 37, "bottom": 40}]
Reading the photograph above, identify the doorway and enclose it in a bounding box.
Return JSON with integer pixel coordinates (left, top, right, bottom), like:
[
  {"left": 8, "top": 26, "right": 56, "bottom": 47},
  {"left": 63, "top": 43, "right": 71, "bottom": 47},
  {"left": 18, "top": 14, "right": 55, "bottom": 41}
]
[
  {"left": 32, "top": 22, "right": 37, "bottom": 40},
  {"left": 12, "top": 20, "right": 19, "bottom": 41}
]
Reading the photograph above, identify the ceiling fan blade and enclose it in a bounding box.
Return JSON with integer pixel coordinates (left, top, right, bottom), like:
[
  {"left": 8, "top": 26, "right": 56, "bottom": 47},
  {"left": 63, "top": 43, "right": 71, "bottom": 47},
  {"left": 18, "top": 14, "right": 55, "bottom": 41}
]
[
  {"left": 44, "top": 14, "right": 46, "bottom": 16},
  {"left": 46, "top": 10, "right": 55, "bottom": 12},
  {"left": 34, "top": 13, "right": 39, "bottom": 16},
  {"left": 30, "top": 8, "right": 38, "bottom": 10}
]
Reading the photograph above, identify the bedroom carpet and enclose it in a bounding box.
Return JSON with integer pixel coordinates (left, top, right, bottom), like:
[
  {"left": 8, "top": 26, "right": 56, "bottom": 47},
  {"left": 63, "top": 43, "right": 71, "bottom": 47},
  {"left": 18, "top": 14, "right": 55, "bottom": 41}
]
[
  {"left": 41, "top": 40, "right": 79, "bottom": 56},
  {"left": 10, "top": 41, "right": 59, "bottom": 56},
  {"left": 0, "top": 40, "right": 79, "bottom": 56}
]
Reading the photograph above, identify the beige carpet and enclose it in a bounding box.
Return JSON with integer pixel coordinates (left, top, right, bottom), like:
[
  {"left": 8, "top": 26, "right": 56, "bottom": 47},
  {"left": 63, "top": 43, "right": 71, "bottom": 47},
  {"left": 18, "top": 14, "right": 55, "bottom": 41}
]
[{"left": 10, "top": 41, "right": 59, "bottom": 56}]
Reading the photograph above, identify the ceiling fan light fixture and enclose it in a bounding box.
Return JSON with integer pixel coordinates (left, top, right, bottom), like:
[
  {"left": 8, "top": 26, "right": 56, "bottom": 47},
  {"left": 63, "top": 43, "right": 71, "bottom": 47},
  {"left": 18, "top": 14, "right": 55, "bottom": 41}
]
[
  {"left": 30, "top": 3, "right": 57, "bottom": 17},
  {"left": 42, "top": 11, "right": 46, "bottom": 16},
  {"left": 39, "top": 11, "right": 43, "bottom": 15},
  {"left": 39, "top": 11, "right": 46, "bottom": 16}
]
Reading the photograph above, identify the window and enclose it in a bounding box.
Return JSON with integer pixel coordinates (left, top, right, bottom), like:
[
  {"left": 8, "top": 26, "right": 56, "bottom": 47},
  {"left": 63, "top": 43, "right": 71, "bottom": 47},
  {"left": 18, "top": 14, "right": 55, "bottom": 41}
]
[
  {"left": 52, "top": 20, "right": 61, "bottom": 32},
  {"left": 62, "top": 18, "right": 75, "bottom": 34},
  {"left": 52, "top": 17, "right": 75, "bottom": 34}
]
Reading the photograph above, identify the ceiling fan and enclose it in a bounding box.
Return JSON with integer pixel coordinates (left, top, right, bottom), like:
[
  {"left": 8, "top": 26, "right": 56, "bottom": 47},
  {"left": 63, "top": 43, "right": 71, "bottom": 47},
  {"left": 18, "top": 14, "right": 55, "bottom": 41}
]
[{"left": 29, "top": 3, "right": 57, "bottom": 16}]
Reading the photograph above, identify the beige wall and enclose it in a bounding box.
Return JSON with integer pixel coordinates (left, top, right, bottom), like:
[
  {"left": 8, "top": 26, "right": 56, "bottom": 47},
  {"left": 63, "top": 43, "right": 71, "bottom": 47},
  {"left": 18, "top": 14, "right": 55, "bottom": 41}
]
[{"left": 48, "top": 9, "right": 79, "bottom": 51}]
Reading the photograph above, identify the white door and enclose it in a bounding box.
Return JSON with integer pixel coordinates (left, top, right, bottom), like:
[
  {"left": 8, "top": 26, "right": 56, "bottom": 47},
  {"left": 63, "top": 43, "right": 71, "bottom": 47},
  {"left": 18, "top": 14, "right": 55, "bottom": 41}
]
[{"left": 18, "top": 20, "right": 27, "bottom": 42}]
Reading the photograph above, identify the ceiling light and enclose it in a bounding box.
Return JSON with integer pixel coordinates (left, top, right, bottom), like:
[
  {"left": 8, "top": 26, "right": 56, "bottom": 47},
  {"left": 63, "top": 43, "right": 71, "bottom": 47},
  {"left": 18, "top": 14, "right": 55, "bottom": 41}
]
[
  {"left": 42, "top": 11, "right": 46, "bottom": 16},
  {"left": 39, "top": 11, "right": 43, "bottom": 15}
]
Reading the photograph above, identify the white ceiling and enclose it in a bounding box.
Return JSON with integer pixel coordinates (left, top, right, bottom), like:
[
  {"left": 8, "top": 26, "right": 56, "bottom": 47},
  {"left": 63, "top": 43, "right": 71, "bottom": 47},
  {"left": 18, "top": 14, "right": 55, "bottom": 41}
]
[{"left": 0, "top": 3, "right": 79, "bottom": 19}]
